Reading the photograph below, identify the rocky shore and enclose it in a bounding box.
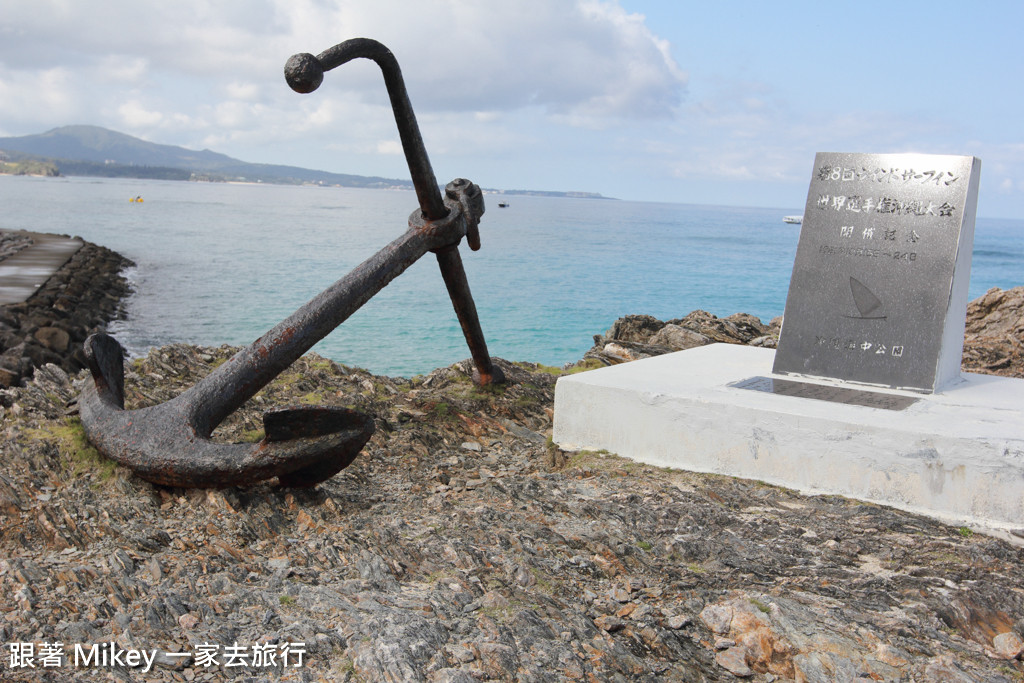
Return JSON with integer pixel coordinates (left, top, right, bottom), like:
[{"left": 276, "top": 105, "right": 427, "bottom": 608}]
[
  {"left": 0, "top": 231, "right": 133, "bottom": 387},
  {"left": 582, "top": 310, "right": 781, "bottom": 366},
  {"left": 584, "top": 286, "right": 1024, "bottom": 380},
  {"left": 1, "top": 287, "right": 1023, "bottom": 681}
]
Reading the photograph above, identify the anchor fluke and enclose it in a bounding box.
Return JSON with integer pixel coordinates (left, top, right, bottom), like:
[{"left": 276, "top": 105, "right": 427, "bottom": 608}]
[{"left": 80, "top": 334, "right": 375, "bottom": 489}]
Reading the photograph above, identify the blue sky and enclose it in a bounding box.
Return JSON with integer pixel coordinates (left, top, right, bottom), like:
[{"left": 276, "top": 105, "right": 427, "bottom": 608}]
[{"left": 1, "top": 1, "right": 1022, "bottom": 218}]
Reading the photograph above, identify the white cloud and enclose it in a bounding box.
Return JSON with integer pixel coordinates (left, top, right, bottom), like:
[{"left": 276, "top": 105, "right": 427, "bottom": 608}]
[
  {"left": 3, "top": 0, "right": 684, "bottom": 117},
  {"left": 6, "top": 1, "right": 1016, "bottom": 215},
  {"left": 94, "top": 56, "right": 150, "bottom": 86},
  {"left": 376, "top": 140, "right": 402, "bottom": 156},
  {"left": 116, "top": 100, "right": 164, "bottom": 128},
  {"left": 0, "top": 0, "right": 686, "bottom": 160},
  {"left": 0, "top": 66, "right": 82, "bottom": 133},
  {"left": 657, "top": 71, "right": 987, "bottom": 195},
  {"left": 225, "top": 82, "right": 261, "bottom": 101},
  {"left": 0, "top": 1, "right": 286, "bottom": 76}
]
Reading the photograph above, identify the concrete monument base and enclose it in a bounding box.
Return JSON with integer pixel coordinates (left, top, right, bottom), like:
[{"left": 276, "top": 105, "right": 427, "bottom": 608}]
[{"left": 553, "top": 344, "right": 1024, "bottom": 530}]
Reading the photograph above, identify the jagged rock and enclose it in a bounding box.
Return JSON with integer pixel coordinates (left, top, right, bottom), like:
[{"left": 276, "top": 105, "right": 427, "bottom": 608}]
[
  {"left": 584, "top": 309, "right": 775, "bottom": 365},
  {"left": 715, "top": 646, "right": 753, "bottom": 677},
  {"left": 993, "top": 631, "right": 1024, "bottom": 660},
  {"left": 962, "top": 286, "right": 1024, "bottom": 378},
  {"left": 33, "top": 326, "right": 70, "bottom": 353},
  {"left": 585, "top": 288, "right": 1024, "bottom": 379},
  {"left": 699, "top": 604, "right": 733, "bottom": 635},
  {"left": 965, "top": 286, "right": 1024, "bottom": 338},
  {"left": 603, "top": 314, "right": 666, "bottom": 343},
  {"left": 0, "top": 231, "right": 33, "bottom": 260},
  {"left": 0, "top": 366, "right": 19, "bottom": 387},
  {"left": 648, "top": 324, "right": 710, "bottom": 350}
]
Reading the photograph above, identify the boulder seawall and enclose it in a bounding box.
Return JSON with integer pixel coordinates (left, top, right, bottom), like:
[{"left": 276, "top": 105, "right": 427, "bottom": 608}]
[{"left": 0, "top": 231, "right": 133, "bottom": 387}]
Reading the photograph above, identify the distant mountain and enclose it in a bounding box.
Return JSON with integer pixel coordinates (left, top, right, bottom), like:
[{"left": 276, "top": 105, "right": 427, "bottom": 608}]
[
  {"left": 0, "top": 125, "right": 415, "bottom": 189},
  {"left": 0, "top": 125, "right": 232, "bottom": 168},
  {"left": 0, "top": 125, "right": 613, "bottom": 198}
]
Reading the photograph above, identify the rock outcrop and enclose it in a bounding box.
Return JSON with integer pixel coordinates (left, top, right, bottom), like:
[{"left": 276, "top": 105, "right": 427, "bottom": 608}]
[
  {"left": 583, "top": 311, "right": 781, "bottom": 366},
  {"left": 1, "top": 344, "right": 1023, "bottom": 681},
  {"left": 0, "top": 232, "right": 133, "bottom": 387},
  {"left": 584, "top": 287, "right": 1024, "bottom": 378},
  {"left": 962, "top": 286, "right": 1024, "bottom": 378}
]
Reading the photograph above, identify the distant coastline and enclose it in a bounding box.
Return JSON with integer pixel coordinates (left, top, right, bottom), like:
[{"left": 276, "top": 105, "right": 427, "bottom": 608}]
[{"left": 0, "top": 125, "right": 615, "bottom": 200}]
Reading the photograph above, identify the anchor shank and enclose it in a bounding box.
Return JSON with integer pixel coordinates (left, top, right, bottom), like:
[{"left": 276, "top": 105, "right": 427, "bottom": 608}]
[{"left": 184, "top": 225, "right": 438, "bottom": 436}]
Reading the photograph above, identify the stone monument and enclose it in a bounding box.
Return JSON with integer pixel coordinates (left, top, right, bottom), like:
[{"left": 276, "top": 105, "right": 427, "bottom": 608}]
[
  {"left": 554, "top": 151, "right": 1024, "bottom": 531},
  {"left": 772, "top": 152, "right": 982, "bottom": 393}
]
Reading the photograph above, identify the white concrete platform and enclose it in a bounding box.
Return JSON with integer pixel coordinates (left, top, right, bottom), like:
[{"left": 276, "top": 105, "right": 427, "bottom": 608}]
[{"left": 553, "top": 344, "right": 1024, "bottom": 529}]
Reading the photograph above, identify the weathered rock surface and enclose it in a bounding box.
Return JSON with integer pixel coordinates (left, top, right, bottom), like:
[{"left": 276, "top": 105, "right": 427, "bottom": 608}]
[
  {"left": 583, "top": 311, "right": 780, "bottom": 365},
  {"left": 962, "top": 286, "right": 1024, "bottom": 378},
  {"left": 1, "top": 344, "right": 1023, "bottom": 681},
  {"left": 0, "top": 231, "right": 133, "bottom": 387},
  {"left": 584, "top": 287, "right": 1024, "bottom": 378}
]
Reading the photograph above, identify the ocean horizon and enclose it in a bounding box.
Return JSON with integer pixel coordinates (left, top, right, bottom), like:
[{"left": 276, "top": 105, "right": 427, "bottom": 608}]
[{"left": 1, "top": 175, "right": 1021, "bottom": 377}]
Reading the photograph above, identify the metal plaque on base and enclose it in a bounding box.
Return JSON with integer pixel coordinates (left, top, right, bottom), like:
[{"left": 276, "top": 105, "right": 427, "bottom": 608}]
[
  {"left": 773, "top": 152, "right": 981, "bottom": 393},
  {"left": 730, "top": 376, "right": 920, "bottom": 411}
]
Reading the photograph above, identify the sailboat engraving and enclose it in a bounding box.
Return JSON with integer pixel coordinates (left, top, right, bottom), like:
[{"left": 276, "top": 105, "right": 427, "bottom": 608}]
[{"left": 844, "top": 276, "right": 887, "bottom": 320}]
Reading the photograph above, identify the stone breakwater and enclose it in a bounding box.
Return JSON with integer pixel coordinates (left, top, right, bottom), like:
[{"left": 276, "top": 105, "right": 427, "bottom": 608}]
[
  {"left": 0, "top": 231, "right": 34, "bottom": 261},
  {"left": 0, "top": 231, "right": 133, "bottom": 387}
]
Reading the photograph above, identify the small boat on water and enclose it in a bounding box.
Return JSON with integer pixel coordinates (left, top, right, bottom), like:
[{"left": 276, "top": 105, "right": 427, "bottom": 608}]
[
  {"left": 498, "top": 202, "right": 509, "bottom": 208},
  {"left": 129, "top": 196, "right": 144, "bottom": 203},
  {"left": 782, "top": 215, "right": 802, "bottom": 224}
]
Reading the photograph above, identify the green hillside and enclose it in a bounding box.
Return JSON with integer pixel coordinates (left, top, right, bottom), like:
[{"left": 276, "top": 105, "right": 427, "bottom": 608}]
[
  {"left": 0, "top": 125, "right": 611, "bottom": 198},
  {"left": 0, "top": 125, "right": 413, "bottom": 188}
]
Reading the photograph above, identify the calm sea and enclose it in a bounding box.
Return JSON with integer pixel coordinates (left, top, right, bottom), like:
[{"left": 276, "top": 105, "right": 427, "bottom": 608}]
[{"left": 1, "top": 175, "right": 1021, "bottom": 376}]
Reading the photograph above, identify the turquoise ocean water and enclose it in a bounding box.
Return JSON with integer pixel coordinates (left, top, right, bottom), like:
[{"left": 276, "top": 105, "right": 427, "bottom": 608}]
[{"left": 1, "top": 175, "right": 1021, "bottom": 376}]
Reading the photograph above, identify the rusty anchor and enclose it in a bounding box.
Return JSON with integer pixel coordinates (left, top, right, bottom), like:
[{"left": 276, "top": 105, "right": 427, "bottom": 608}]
[{"left": 79, "top": 37, "right": 504, "bottom": 489}]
